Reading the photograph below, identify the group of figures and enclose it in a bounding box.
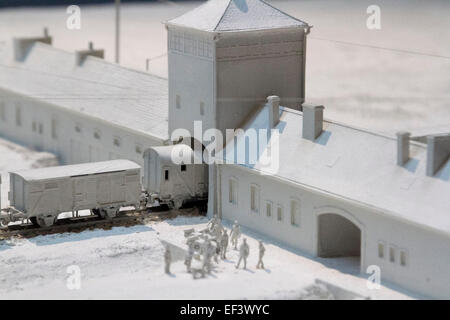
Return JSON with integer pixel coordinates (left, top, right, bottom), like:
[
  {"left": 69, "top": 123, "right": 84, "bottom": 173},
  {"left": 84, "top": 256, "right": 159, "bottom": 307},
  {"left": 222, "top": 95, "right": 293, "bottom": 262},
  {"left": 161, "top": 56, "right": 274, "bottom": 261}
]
[{"left": 163, "top": 215, "right": 265, "bottom": 278}]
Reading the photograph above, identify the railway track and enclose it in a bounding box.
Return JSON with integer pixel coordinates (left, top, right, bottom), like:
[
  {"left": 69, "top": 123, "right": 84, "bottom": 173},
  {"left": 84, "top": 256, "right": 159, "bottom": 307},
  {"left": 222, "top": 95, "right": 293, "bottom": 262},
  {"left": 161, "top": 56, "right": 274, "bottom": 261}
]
[{"left": 0, "top": 206, "right": 203, "bottom": 240}]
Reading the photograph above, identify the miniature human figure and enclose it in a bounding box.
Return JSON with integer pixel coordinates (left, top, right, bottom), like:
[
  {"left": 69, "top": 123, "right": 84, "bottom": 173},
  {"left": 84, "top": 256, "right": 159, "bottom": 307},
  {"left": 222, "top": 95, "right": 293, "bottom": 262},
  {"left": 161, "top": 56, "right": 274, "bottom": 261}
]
[
  {"left": 184, "top": 242, "right": 195, "bottom": 273},
  {"left": 230, "top": 220, "right": 241, "bottom": 250},
  {"left": 256, "top": 240, "right": 265, "bottom": 269},
  {"left": 220, "top": 230, "right": 229, "bottom": 259},
  {"left": 236, "top": 238, "right": 250, "bottom": 269},
  {"left": 139, "top": 191, "right": 149, "bottom": 210},
  {"left": 212, "top": 221, "right": 223, "bottom": 241},
  {"left": 202, "top": 240, "right": 216, "bottom": 273},
  {"left": 212, "top": 241, "right": 219, "bottom": 264},
  {"left": 207, "top": 214, "right": 219, "bottom": 231},
  {"left": 164, "top": 245, "right": 172, "bottom": 274}
]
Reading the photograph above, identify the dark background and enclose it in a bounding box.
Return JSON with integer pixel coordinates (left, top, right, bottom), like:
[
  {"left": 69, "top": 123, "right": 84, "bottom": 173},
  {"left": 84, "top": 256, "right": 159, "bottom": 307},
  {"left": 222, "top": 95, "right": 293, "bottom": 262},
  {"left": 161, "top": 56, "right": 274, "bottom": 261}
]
[{"left": 0, "top": 0, "right": 194, "bottom": 9}]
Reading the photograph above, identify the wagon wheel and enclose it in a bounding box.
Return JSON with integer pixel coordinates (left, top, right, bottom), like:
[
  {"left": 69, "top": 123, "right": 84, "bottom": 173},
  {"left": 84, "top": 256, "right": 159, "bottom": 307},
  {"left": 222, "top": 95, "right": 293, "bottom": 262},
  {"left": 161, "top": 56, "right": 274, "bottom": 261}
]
[
  {"left": 0, "top": 219, "right": 9, "bottom": 228},
  {"left": 29, "top": 217, "right": 39, "bottom": 227},
  {"left": 97, "top": 207, "right": 119, "bottom": 220},
  {"left": 167, "top": 201, "right": 175, "bottom": 210},
  {"left": 36, "top": 215, "right": 57, "bottom": 228},
  {"left": 173, "top": 199, "right": 183, "bottom": 210}
]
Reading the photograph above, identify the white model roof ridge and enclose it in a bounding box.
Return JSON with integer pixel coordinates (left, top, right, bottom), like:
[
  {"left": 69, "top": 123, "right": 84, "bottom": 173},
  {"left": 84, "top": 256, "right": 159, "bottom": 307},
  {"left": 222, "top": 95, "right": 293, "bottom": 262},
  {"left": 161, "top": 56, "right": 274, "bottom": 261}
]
[
  {"left": 0, "top": 41, "right": 169, "bottom": 140},
  {"left": 281, "top": 107, "right": 430, "bottom": 148},
  {"left": 11, "top": 159, "right": 141, "bottom": 181},
  {"left": 223, "top": 104, "right": 450, "bottom": 235},
  {"left": 166, "top": 0, "right": 308, "bottom": 32}
]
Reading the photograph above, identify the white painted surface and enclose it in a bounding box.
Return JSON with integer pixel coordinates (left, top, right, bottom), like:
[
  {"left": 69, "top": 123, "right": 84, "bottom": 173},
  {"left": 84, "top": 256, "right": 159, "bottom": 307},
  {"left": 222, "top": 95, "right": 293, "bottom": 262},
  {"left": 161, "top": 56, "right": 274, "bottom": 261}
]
[
  {"left": 11, "top": 159, "right": 140, "bottom": 181},
  {"left": 0, "top": 216, "right": 417, "bottom": 299},
  {"left": 167, "top": 0, "right": 307, "bottom": 32},
  {"left": 223, "top": 105, "right": 450, "bottom": 235},
  {"left": 0, "top": 137, "right": 59, "bottom": 209},
  {"left": 143, "top": 145, "right": 208, "bottom": 203},
  {"left": 0, "top": 42, "right": 168, "bottom": 140},
  {"left": 218, "top": 163, "right": 450, "bottom": 299}
]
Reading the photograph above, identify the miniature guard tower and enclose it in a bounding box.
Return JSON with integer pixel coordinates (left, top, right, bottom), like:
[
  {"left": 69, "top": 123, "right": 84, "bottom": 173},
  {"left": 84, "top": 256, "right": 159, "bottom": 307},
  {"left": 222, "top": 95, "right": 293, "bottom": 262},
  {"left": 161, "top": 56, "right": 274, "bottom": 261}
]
[{"left": 165, "top": 0, "right": 310, "bottom": 139}]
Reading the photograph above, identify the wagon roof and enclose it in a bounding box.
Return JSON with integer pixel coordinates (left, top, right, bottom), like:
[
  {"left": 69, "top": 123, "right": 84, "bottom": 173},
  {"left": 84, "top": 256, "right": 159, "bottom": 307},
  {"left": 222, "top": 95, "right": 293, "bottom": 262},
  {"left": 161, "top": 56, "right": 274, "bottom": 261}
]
[
  {"left": 147, "top": 145, "right": 204, "bottom": 165},
  {"left": 11, "top": 160, "right": 141, "bottom": 181}
]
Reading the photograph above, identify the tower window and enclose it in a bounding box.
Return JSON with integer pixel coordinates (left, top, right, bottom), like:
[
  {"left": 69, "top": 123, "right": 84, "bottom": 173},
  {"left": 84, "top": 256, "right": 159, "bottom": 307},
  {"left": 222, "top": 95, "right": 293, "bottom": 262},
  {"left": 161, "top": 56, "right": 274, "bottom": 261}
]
[
  {"left": 277, "top": 205, "right": 283, "bottom": 222},
  {"left": 389, "top": 246, "right": 396, "bottom": 263},
  {"left": 378, "top": 242, "right": 385, "bottom": 259},
  {"left": 164, "top": 169, "right": 169, "bottom": 181},
  {"left": 250, "top": 184, "right": 260, "bottom": 213},
  {"left": 200, "top": 102, "right": 205, "bottom": 116},
  {"left": 181, "top": 164, "right": 187, "bottom": 172},
  {"left": 400, "top": 250, "right": 407, "bottom": 266},
  {"left": 0, "top": 102, "right": 5, "bottom": 121},
  {"left": 113, "top": 136, "right": 121, "bottom": 147},
  {"left": 228, "top": 178, "right": 238, "bottom": 205},
  {"left": 94, "top": 130, "right": 101, "bottom": 140},
  {"left": 51, "top": 118, "right": 58, "bottom": 139},
  {"left": 266, "top": 201, "right": 273, "bottom": 218},
  {"left": 75, "top": 124, "right": 82, "bottom": 133},
  {"left": 176, "top": 95, "right": 181, "bottom": 109},
  {"left": 15, "top": 104, "right": 21, "bottom": 127},
  {"left": 290, "top": 199, "right": 300, "bottom": 227},
  {"left": 135, "top": 144, "right": 142, "bottom": 154}
]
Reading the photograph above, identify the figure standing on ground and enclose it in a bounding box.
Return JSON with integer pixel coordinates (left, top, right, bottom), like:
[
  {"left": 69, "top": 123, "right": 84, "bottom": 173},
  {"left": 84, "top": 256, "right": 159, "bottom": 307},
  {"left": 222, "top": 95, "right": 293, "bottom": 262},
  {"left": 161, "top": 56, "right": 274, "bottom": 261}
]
[
  {"left": 202, "top": 240, "right": 217, "bottom": 273},
  {"left": 220, "top": 230, "right": 229, "bottom": 259},
  {"left": 236, "top": 238, "right": 250, "bottom": 269},
  {"left": 230, "top": 220, "right": 241, "bottom": 250},
  {"left": 164, "top": 245, "right": 172, "bottom": 274},
  {"left": 207, "top": 214, "right": 219, "bottom": 232},
  {"left": 185, "top": 242, "right": 195, "bottom": 273},
  {"left": 212, "top": 221, "right": 223, "bottom": 241},
  {"left": 256, "top": 240, "right": 265, "bottom": 269}
]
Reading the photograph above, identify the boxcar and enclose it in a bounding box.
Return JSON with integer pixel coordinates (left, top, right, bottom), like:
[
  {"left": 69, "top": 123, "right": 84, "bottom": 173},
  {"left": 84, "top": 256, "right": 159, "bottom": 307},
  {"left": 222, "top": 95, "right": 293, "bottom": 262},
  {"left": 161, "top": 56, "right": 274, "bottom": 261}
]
[
  {"left": 5, "top": 160, "right": 141, "bottom": 227},
  {"left": 143, "top": 145, "right": 208, "bottom": 209}
]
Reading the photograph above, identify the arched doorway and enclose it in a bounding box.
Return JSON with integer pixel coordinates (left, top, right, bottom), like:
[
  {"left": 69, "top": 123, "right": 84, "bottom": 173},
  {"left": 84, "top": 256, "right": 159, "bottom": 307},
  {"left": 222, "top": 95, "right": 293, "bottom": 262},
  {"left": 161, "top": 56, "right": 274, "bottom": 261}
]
[{"left": 318, "top": 213, "right": 361, "bottom": 259}]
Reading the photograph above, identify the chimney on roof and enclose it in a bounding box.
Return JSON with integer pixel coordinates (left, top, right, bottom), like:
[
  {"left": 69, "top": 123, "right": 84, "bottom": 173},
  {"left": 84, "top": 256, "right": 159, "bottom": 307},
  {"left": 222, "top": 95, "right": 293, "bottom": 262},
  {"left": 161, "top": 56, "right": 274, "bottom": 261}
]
[
  {"left": 267, "top": 96, "right": 280, "bottom": 128},
  {"left": 13, "top": 27, "right": 52, "bottom": 61},
  {"left": 426, "top": 134, "right": 450, "bottom": 176},
  {"left": 302, "top": 104, "right": 324, "bottom": 141},
  {"left": 396, "top": 131, "right": 411, "bottom": 166},
  {"left": 75, "top": 41, "right": 104, "bottom": 66}
]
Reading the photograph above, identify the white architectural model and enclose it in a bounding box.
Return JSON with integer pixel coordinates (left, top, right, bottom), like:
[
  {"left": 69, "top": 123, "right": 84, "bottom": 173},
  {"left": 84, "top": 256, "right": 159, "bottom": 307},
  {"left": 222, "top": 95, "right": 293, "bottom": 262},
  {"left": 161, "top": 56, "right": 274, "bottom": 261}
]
[
  {"left": 4, "top": 160, "right": 141, "bottom": 227},
  {"left": 0, "top": 0, "right": 448, "bottom": 299}
]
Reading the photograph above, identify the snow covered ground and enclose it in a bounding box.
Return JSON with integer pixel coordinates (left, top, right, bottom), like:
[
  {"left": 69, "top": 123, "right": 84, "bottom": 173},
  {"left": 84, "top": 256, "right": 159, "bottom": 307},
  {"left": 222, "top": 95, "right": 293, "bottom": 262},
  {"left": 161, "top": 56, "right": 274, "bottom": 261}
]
[
  {"left": 0, "top": 0, "right": 447, "bottom": 300},
  {"left": 0, "top": 142, "right": 422, "bottom": 300},
  {"left": 0, "top": 216, "right": 420, "bottom": 299}
]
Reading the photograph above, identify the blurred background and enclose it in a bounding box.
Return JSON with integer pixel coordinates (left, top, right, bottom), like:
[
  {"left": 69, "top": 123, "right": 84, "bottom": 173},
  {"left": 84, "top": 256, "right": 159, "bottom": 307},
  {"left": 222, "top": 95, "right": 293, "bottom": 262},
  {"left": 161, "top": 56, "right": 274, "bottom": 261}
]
[{"left": 0, "top": 0, "right": 449, "bottom": 135}]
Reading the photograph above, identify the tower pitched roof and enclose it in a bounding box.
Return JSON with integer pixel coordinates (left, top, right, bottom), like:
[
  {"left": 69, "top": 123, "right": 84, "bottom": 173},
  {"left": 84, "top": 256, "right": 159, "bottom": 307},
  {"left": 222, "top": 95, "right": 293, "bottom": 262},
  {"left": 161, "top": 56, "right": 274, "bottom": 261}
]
[{"left": 166, "top": 0, "right": 308, "bottom": 32}]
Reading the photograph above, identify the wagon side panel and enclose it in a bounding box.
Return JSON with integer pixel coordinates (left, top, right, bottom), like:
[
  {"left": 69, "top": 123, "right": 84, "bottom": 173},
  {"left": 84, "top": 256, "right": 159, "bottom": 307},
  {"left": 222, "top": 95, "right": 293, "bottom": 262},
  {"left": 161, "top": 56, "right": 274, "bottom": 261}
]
[
  {"left": 72, "top": 176, "right": 97, "bottom": 211},
  {"left": 25, "top": 179, "right": 63, "bottom": 217},
  {"left": 124, "top": 169, "right": 141, "bottom": 205},
  {"left": 10, "top": 174, "right": 25, "bottom": 212},
  {"left": 110, "top": 172, "right": 126, "bottom": 205},
  {"left": 96, "top": 174, "right": 112, "bottom": 206}
]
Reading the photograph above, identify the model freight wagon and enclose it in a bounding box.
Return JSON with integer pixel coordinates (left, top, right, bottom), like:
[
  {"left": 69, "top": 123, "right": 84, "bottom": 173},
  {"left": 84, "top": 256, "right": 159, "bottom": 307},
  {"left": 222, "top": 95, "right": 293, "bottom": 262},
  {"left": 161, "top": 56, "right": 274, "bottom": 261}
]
[
  {"left": 1, "top": 160, "right": 141, "bottom": 227},
  {"left": 143, "top": 145, "right": 208, "bottom": 209}
]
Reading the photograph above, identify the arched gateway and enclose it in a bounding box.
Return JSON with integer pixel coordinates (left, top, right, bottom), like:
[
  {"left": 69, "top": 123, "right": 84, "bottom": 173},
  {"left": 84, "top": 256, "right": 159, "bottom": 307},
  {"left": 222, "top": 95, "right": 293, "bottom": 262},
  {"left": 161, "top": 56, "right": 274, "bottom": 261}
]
[{"left": 314, "top": 207, "right": 365, "bottom": 272}]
